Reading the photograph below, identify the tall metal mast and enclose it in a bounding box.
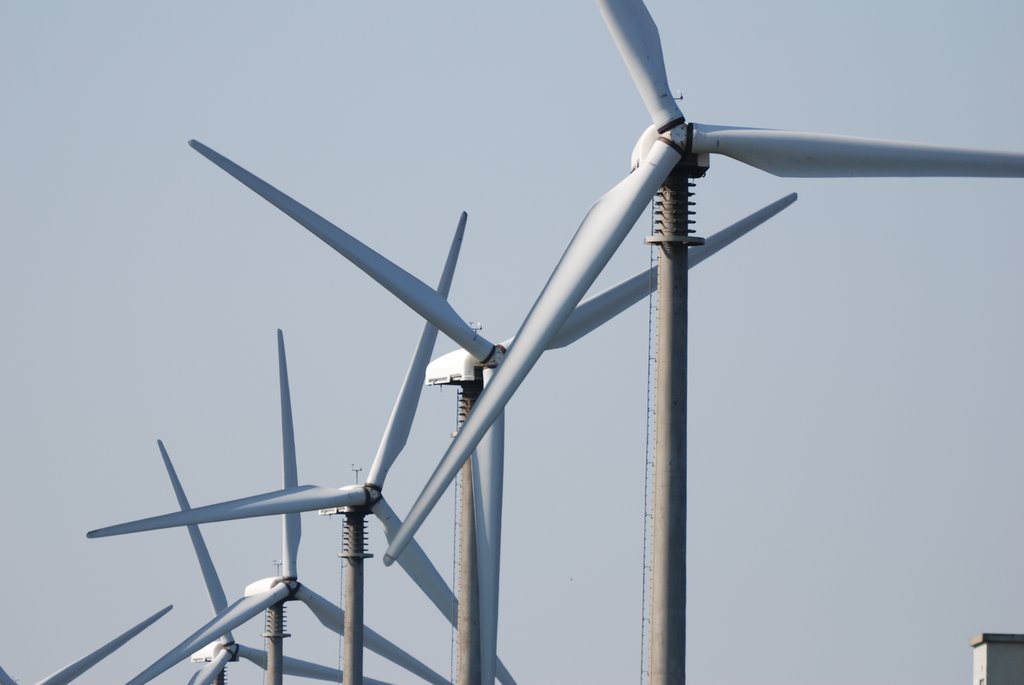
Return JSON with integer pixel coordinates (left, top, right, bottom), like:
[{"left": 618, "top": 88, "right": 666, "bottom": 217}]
[
  {"left": 456, "top": 380, "right": 483, "bottom": 684},
  {"left": 263, "top": 600, "right": 288, "bottom": 685},
  {"left": 646, "top": 158, "right": 706, "bottom": 685},
  {"left": 341, "top": 507, "right": 370, "bottom": 685}
]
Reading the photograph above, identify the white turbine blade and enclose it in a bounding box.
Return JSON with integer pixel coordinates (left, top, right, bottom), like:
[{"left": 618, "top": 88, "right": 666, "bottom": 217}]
[
  {"left": 689, "top": 192, "right": 797, "bottom": 267},
  {"left": 157, "top": 440, "right": 231, "bottom": 623},
  {"left": 370, "top": 497, "right": 457, "bottom": 624},
  {"left": 691, "top": 124, "right": 1024, "bottom": 178},
  {"left": 541, "top": 271, "right": 652, "bottom": 351},
  {"left": 189, "top": 140, "right": 495, "bottom": 361},
  {"left": 544, "top": 191, "right": 798, "bottom": 349},
  {"left": 293, "top": 585, "right": 451, "bottom": 685},
  {"left": 88, "top": 484, "right": 367, "bottom": 538},
  {"left": 385, "top": 140, "right": 682, "bottom": 565},
  {"left": 291, "top": 584, "right": 344, "bottom": 635},
  {"left": 597, "top": 0, "right": 683, "bottom": 130},
  {"left": 472, "top": 368, "right": 504, "bottom": 685},
  {"left": 235, "top": 644, "right": 395, "bottom": 685},
  {"left": 496, "top": 659, "right": 518, "bottom": 685},
  {"left": 232, "top": 644, "right": 267, "bottom": 670},
  {"left": 277, "top": 330, "right": 300, "bottom": 579},
  {"left": 186, "top": 648, "right": 232, "bottom": 685},
  {"left": 367, "top": 211, "right": 468, "bottom": 488},
  {"left": 369, "top": 497, "right": 518, "bottom": 685},
  {"left": 126, "top": 586, "right": 290, "bottom": 685},
  {"left": 35, "top": 605, "right": 172, "bottom": 685},
  {"left": 0, "top": 666, "right": 15, "bottom": 685}
]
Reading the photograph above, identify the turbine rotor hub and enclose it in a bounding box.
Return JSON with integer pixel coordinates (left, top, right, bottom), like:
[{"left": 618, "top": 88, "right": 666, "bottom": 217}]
[{"left": 630, "top": 123, "right": 708, "bottom": 174}]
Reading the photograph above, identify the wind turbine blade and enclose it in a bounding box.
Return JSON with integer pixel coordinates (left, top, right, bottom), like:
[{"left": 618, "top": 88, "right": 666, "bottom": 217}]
[
  {"left": 369, "top": 497, "right": 518, "bottom": 685},
  {"left": 293, "top": 585, "right": 451, "bottom": 685},
  {"left": 543, "top": 191, "right": 798, "bottom": 348},
  {"left": 367, "top": 211, "right": 468, "bottom": 488},
  {"left": 691, "top": 124, "right": 1024, "bottom": 177},
  {"left": 188, "top": 140, "right": 495, "bottom": 361},
  {"left": 157, "top": 441, "right": 231, "bottom": 623},
  {"left": 186, "top": 648, "right": 232, "bottom": 685},
  {"left": 0, "top": 666, "right": 15, "bottom": 685},
  {"left": 689, "top": 192, "right": 797, "bottom": 266},
  {"left": 126, "top": 585, "right": 290, "bottom": 685},
  {"left": 370, "top": 497, "right": 457, "bottom": 624},
  {"left": 35, "top": 604, "right": 173, "bottom": 685},
  {"left": 232, "top": 644, "right": 267, "bottom": 669},
  {"left": 496, "top": 660, "right": 518, "bottom": 685},
  {"left": 235, "top": 644, "right": 395, "bottom": 685},
  {"left": 385, "top": 140, "right": 682, "bottom": 565},
  {"left": 472, "top": 370, "right": 504, "bottom": 685},
  {"left": 88, "top": 484, "right": 367, "bottom": 537},
  {"left": 597, "top": 0, "right": 683, "bottom": 130},
  {"left": 277, "top": 330, "right": 300, "bottom": 579}
]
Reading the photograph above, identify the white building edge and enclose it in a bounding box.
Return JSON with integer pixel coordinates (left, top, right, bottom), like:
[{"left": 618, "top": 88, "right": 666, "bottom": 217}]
[{"left": 971, "top": 633, "right": 1024, "bottom": 684}]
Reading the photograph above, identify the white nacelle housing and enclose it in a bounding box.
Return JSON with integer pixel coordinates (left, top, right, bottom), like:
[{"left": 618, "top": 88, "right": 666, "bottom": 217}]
[
  {"left": 425, "top": 348, "right": 480, "bottom": 385},
  {"left": 244, "top": 576, "right": 284, "bottom": 597},
  {"left": 191, "top": 640, "right": 222, "bottom": 663}
]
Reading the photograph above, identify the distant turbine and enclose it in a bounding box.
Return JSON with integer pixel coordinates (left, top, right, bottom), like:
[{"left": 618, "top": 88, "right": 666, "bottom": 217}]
[
  {"left": 157, "top": 440, "right": 362, "bottom": 685},
  {"left": 97, "top": 332, "right": 450, "bottom": 685}
]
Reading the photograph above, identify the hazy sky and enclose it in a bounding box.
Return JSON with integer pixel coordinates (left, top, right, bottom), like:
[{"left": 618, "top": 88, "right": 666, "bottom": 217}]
[{"left": 2, "top": 2, "right": 1024, "bottom": 684}]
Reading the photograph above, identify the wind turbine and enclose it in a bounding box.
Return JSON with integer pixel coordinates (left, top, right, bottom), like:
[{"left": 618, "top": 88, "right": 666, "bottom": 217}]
[
  {"left": 412, "top": 1, "right": 1024, "bottom": 683},
  {"left": 157, "top": 439, "right": 368, "bottom": 685},
  {"left": 97, "top": 330, "right": 451, "bottom": 685},
  {"left": 0, "top": 605, "right": 171, "bottom": 685}
]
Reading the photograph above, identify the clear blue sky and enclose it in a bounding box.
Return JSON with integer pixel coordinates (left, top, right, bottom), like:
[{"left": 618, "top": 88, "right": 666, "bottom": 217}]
[{"left": 2, "top": 2, "right": 1023, "bottom": 684}]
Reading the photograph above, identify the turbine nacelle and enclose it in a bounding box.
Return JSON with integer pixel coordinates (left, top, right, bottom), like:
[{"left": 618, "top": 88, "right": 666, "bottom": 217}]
[
  {"left": 425, "top": 348, "right": 483, "bottom": 385},
  {"left": 190, "top": 640, "right": 237, "bottom": 664},
  {"left": 244, "top": 576, "right": 290, "bottom": 597},
  {"left": 425, "top": 343, "right": 507, "bottom": 386}
]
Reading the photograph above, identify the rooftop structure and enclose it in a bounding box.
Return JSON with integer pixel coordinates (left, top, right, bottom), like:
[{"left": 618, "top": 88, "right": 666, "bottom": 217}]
[{"left": 970, "top": 634, "right": 1024, "bottom": 685}]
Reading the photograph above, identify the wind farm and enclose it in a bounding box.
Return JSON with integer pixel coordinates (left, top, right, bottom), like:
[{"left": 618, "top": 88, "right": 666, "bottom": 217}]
[{"left": 2, "top": 2, "right": 1024, "bottom": 684}]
